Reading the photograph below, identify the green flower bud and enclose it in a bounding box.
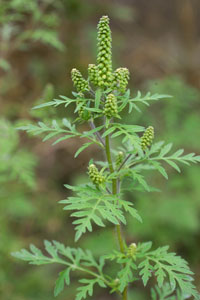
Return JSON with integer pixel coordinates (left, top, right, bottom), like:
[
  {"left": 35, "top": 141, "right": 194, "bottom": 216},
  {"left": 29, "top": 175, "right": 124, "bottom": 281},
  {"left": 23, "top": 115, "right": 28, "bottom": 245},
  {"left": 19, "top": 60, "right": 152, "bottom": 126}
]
[
  {"left": 127, "top": 243, "right": 137, "bottom": 258},
  {"left": 103, "top": 93, "right": 118, "bottom": 118},
  {"left": 113, "top": 67, "right": 130, "bottom": 93},
  {"left": 113, "top": 278, "right": 120, "bottom": 287},
  {"left": 115, "top": 151, "right": 124, "bottom": 167},
  {"left": 97, "top": 16, "right": 113, "bottom": 89},
  {"left": 88, "top": 164, "right": 105, "bottom": 186},
  {"left": 76, "top": 93, "right": 91, "bottom": 121},
  {"left": 141, "top": 126, "right": 154, "bottom": 151},
  {"left": 88, "top": 64, "right": 98, "bottom": 86},
  {"left": 71, "top": 68, "right": 89, "bottom": 92}
]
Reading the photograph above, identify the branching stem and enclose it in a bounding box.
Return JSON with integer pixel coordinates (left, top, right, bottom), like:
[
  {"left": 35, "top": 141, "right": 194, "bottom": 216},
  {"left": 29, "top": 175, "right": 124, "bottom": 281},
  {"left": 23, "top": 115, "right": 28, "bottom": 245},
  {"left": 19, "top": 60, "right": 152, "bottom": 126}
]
[
  {"left": 89, "top": 120, "right": 105, "bottom": 146},
  {"left": 118, "top": 153, "right": 132, "bottom": 171},
  {"left": 105, "top": 129, "right": 128, "bottom": 300}
]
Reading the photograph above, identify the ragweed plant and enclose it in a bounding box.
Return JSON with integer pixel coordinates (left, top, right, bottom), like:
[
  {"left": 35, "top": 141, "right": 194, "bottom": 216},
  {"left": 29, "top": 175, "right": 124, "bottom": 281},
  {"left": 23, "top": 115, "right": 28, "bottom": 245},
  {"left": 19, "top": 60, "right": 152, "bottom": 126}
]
[{"left": 13, "top": 16, "right": 200, "bottom": 300}]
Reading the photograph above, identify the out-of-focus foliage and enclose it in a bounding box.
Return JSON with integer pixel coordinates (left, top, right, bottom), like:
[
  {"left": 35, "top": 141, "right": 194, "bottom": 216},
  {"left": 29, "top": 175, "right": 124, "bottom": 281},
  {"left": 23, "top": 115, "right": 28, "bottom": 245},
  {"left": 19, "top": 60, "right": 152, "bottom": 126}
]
[
  {"left": 0, "top": 0, "right": 64, "bottom": 71},
  {"left": 0, "top": 119, "right": 37, "bottom": 298},
  {"left": 0, "top": 118, "right": 36, "bottom": 187},
  {"left": 125, "top": 76, "right": 200, "bottom": 250}
]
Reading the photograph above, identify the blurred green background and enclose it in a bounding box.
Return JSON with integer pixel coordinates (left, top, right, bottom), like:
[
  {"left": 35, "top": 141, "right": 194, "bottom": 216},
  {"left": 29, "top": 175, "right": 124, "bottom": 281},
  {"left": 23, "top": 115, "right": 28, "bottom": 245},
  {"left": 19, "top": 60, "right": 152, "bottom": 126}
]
[{"left": 0, "top": 0, "right": 200, "bottom": 299}]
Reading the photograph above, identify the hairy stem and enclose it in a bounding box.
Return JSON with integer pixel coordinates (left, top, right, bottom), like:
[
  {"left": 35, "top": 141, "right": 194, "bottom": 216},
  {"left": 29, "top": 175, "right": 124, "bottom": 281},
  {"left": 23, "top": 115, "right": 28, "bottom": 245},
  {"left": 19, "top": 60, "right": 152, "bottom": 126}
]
[{"left": 105, "top": 133, "right": 128, "bottom": 300}]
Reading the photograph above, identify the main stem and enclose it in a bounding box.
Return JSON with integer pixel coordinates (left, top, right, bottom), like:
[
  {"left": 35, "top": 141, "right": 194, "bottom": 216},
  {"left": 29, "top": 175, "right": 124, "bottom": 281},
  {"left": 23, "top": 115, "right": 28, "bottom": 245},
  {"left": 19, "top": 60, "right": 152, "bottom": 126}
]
[{"left": 105, "top": 134, "right": 128, "bottom": 300}]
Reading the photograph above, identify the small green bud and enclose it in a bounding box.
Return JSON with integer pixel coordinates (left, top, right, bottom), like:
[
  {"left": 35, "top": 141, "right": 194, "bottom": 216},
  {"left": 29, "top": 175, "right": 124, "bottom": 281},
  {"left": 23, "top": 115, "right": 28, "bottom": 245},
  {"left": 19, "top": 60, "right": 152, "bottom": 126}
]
[
  {"left": 113, "top": 67, "right": 130, "bottom": 93},
  {"left": 103, "top": 93, "right": 118, "bottom": 118},
  {"left": 88, "top": 164, "right": 105, "bottom": 186},
  {"left": 113, "top": 278, "right": 120, "bottom": 287},
  {"left": 127, "top": 243, "right": 137, "bottom": 258},
  {"left": 115, "top": 151, "right": 124, "bottom": 167},
  {"left": 71, "top": 68, "right": 89, "bottom": 92},
  {"left": 76, "top": 93, "right": 91, "bottom": 121},
  {"left": 88, "top": 64, "right": 98, "bottom": 86},
  {"left": 97, "top": 16, "right": 113, "bottom": 89},
  {"left": 141, "top": 126, "right": 154, "bottom": 151}
]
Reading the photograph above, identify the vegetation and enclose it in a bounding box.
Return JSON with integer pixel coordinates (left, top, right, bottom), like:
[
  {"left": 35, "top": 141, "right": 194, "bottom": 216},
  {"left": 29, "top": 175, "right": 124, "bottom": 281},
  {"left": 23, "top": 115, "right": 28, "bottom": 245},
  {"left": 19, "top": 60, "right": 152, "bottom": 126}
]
[{"left": 12, "top": 16, "right": 200, "bottom": 300}]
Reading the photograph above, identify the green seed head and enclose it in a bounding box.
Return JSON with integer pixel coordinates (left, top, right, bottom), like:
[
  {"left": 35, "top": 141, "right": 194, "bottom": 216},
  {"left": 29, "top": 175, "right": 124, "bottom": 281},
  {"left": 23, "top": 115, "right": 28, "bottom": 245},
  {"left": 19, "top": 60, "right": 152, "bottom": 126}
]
[
  {"left": 71, "top": 68, "right": 89, "bottom": 92},
  {"left": 97, "top": 16, "right": 113, "bottom": 89},
  {"left": 127, "top": 243, "right": 137, "bottom": 258},
  {"left": 113, "top": 67, "right": 130, "bottom": 93},
  {"left": 141, "top": 126, "right": 154, "bottom": 151},
  {"left": 103, "top": 93, "right": 118, "bottom": 118},
  {"left": 88, "top": 164, "right": 105, "bottom": 185}
]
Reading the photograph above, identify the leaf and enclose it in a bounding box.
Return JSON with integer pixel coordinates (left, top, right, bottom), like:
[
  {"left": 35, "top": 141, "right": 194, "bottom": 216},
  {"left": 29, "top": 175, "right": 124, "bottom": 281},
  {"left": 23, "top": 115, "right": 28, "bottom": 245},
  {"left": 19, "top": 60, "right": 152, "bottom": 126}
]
[
  {"left": 137, "top": 244, "right": 199, "bottom": 299},
  {"left": 54, "top": 268, "right": 71, "bottom": 296},
  {"left": 44, "top": 240, "right": 58, "bottom": 257},
  {"left": 151, "top": 283, "right": 182, "bottom": 300},
  {"left": 32, "top": 96, "right": 75, "bottom": 110},
  {"left": 119, "top": 199, "right": 142, "bottom": 223},
  {"left": 83, "top": 125, "right": 104, "bottom": 136},
  {"left": 102, "top": 126, "right": 116, "bottom": 138},
  {"left": 149, "top": 142, "right": 200, "bottom": 175},
  {"left": 165, "top": 159, "right": 181, "bottom": 173},
  {"left": 160, "top": 143, "right": 173, "bottom": 157},
  {"left": 151, "top": 161, "right": 168, "bottom": 179},
  {"left": 60, "top": 184, "right": 133, "bottom": 241},
  {"left": 95, "top": 88, "right": 102, "bottom": 109},
  {"left": 137, "top": 242, "right": 152, "bottom": 255},
  {"left": 13, "top": 241, "right": 108, "bottom": 297},
  {"left": 128, "top": 91, "right": 172, "bottom": 109},
  {"left": 52, "top": 135, "right": 75, "bottom": 145},
  {"left": 74, "top": 142, "right": 93, "bottom": 158},
  {"left": 139, "top": 259, "right": 153, "bottom": 286},
  {"left": 75, "top": 279, "right": 98, "bottom": 300},
  {"left": 117, "top": 260, "right": 137, "bottom": 292}
]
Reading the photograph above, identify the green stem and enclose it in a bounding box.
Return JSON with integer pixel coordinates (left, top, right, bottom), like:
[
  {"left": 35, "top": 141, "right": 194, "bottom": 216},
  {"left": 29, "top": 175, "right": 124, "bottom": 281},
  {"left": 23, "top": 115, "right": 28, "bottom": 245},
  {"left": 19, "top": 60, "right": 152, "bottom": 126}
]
[
  {"left": 52, "top": 257, "right": 111, "bottom": 286},
  {"left": 105, "top": 134, "right": 128, "bottom": 300}
]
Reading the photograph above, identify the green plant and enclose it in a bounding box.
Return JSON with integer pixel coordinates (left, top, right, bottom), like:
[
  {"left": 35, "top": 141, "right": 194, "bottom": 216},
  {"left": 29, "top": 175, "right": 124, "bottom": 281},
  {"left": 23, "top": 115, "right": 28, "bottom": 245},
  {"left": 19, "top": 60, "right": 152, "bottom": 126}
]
[
  {"left": 12, "top": 16, "right": 200, "bottom": 300},
  {"left": 0, "top": 118, "right": 37, "bottom": 298},
  {"left": 0, "top": 0, "right": 64, "bottom": 72}
]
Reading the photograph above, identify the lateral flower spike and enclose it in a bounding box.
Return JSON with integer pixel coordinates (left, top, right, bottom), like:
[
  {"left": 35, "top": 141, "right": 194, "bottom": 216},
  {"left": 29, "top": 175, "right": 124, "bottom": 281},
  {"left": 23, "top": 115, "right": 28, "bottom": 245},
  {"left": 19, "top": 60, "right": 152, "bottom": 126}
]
[
  {"left": 127, "top": 243, "right": 137, "bottom": 258},
  {"left": 71, "top": 68, "right": 89, "bottom": 92},
  {"left": 104, "top": 93, "right": 118, "bottom": 118},
  {"left": 141, "top": 126, "right": 154, "bottom": 151},
  {"left": 97, "top": 15, "right": 113, "bottom": 88},
  {"left": 88, "top": 64, "right": 98, "bottom": 86},
  {"left": 116, "top": 151, "right": 124, "bottom": 167},
  {"left": 114, "top": 67, "right": 130, "bottom": 93},
  {"left": 76, "top": 92, "right": 91, "bottom": 121},
  {"left": 88, "top": 164, "right": 105, "bottom": 186}
]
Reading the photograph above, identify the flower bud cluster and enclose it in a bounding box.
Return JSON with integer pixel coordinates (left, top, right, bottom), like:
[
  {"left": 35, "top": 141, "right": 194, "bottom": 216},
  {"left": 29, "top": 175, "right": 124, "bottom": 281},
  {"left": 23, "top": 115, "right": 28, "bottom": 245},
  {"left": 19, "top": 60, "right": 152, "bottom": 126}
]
[
  {"left": 114, "top": 67, "right": 130, "bottom": 93},
  {"left": 103, "top": 93, "right": 118, "bottom": 118},
  {"left": 97, "top": 16, "right": 113, "bottom": 89},
  {"left": 115, "top": 151, "right": 124, "bottom": 167},
  {"left": 76, "top": 93, "right": 90, "bottom": 121},
  {"left": 88, "top": 164, "right": 105, "bottom": 185},
  {"left": 127, "top": 243, "right": 137, "bottom": 258},
  {"left": 141, "top": 126, "right": 154, "bottom": 151},
  {"left": 88, "top": 64, "right": 98, "bottom": 86},
  {"left": 71, "top": 68, "right": 89, "bottom": 92}
]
